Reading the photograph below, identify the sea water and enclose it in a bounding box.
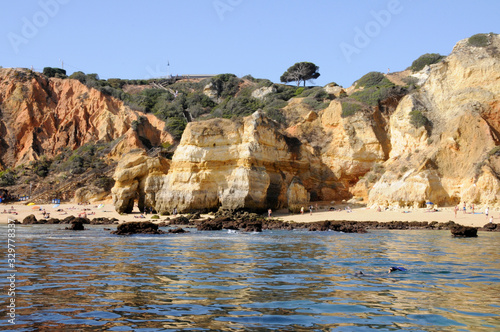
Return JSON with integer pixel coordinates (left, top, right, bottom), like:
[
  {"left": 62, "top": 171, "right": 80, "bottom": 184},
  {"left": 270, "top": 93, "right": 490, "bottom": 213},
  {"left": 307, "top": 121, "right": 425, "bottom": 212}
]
[{"left": 1, "top": 225, "right": 499, "bottom": 331}]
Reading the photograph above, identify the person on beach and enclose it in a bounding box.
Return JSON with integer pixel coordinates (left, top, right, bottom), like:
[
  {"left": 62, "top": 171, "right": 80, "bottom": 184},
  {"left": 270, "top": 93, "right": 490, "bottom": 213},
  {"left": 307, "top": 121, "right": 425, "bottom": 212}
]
[
  {"left": 309, "top": 205, "right": 313, "bottom": 215},
  {"left": 268, "top": 208, "right": 272, "bottom": 217},
  {"left": 489, "top": 215, "right": 494, "bottom": 224},
  {"left": 454, "top": 205, "right": 458, "bottom": 218},
  {"left": 485, "top": 206, "right": 489, "bottom": 219},
  {"left": 300, "top": 206, "right": 304, "bottom": 215},
  {"left": 463, "top": 203, "right": 466, "bottom": 214}
]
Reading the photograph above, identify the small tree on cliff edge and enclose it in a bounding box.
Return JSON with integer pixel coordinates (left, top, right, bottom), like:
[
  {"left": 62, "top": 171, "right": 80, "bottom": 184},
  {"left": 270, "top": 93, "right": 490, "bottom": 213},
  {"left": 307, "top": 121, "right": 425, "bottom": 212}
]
[{"left": 280, "top": 62, "right": 320, "bottom": 87}]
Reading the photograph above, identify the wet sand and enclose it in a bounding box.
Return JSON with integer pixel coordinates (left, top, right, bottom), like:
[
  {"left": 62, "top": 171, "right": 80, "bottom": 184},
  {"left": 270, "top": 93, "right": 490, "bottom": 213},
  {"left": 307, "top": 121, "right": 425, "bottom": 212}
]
[{"left": 1, "top": 202, "right": 494, "bottom": 228}]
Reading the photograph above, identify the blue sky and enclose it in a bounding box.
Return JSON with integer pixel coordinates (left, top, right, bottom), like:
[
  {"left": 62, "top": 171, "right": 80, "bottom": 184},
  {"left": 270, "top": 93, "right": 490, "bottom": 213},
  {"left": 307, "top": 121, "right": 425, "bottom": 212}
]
[{"left": 1, "top": 0, "right": 499, "bottom": 87}]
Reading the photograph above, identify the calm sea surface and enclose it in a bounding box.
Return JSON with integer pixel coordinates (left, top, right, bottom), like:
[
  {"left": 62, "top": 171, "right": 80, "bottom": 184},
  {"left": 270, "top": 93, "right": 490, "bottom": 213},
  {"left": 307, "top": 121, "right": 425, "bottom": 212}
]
[{"left": 1, "top": 225, "right": 499, "bottom": 331}]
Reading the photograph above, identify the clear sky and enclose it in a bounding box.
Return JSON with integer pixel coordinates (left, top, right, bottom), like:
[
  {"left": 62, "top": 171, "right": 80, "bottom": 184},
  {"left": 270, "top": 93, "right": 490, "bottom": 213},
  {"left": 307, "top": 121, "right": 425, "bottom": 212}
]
[{"left": 1, "top": 0, "right": 499, "bottom": 87}]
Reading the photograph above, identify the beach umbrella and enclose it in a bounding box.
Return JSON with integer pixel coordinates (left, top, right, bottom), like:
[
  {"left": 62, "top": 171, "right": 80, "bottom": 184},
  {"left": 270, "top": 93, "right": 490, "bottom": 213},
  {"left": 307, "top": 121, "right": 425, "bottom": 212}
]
[
  {"left": 426, "top": 202, "right": 434, "bottom": 205},
  {"left": 53, "top": 204, "right": 60, "bottom": 208},
  {"left": 97, "top": 204, "right": 104, "bottom": 209},
  {"left": 31, "top": 206, "right": 40, "bottom": 209},
  {"left": 27, "top": 202, "right": 35, "bottom": 206}
]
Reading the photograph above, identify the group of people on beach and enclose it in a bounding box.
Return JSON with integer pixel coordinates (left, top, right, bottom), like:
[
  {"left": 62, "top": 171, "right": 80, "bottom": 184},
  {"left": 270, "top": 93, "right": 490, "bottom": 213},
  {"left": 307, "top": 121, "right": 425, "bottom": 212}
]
[
  {"left": 1, "top": 206, "right": 17, "bottom": 215},
  {"left": 454, "top": 203, "right": 494, "bottom": 223}
]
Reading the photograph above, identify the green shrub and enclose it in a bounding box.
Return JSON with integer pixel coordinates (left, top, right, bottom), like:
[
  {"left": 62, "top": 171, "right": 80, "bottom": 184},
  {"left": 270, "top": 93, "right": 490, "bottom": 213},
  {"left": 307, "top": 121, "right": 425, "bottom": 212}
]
[
  {"left": 409, "top": 53, "right": 445, "bottom": 72},
  {"left": 269, "top": 84, "right": 298, "bottom": 101},
  {"left": 468, "top": 33, "right": 490, "bottom": 47},
  {"left": 355, "top": 72, "right": 391, "bottom": 88},
  {"left": 0, "top": 170, "right": 16, "bottom": 186},
  {"left": 303, "top": 97, "right": 329, "bottom": 111},
  {"left": 341, "top": 101, "right": 362, "bottom": 118},
  {"left": 402, "top": 76, "right": 419, "bottom": 87},
  {"left": 150, "top": 215, "right": 160, "bottom": 219},
  {"left": 43, "top": 67, "right": 67, "bottom": 78},
  {"left": 294, "top": 87, "right": 305, "bottom": 96},
  {"left": 264, "top": 99, "right": 288, "bottom": 124},
  {"left": 210, "top": 74, "right": 241, "bottom": 99},
  {"left": 350, "top": 85, "right": 392, "bottom": 106},
  {"left": 165, "top": 117, "right": 187, "bottom": 140},
  {"left": 216, "top": 96, "right": 263, "bottom": 119},
  {"left": 297, "top": 86, "right": 329, "bottom": 99},
  {"left": 32, "top": 157, "right": 52, "bottom": 178},
  {"left": 409, "top": 109, "right": 431, "bottom": 128}
]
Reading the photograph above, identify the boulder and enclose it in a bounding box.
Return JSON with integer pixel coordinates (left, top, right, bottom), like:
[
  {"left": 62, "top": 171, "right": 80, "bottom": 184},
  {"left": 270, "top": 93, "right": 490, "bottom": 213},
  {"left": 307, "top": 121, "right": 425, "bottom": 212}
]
[
  {"left": 23, "top": 214, "right": 38, "bottom": 224},
  {"left": 67, "top": 221, "right": 85, "bottom": 231},
  {"left": 168, "top": 227, "right": 188, "bottom": 234},
  {"left": 451, "top": 225, "right": 478, "bottom": 237},
  {"left": 482, "top": 222, "right": 498, "bottom": 231},
  {"left": 111, "top": 221, "right": 165, "bottom": 235}
]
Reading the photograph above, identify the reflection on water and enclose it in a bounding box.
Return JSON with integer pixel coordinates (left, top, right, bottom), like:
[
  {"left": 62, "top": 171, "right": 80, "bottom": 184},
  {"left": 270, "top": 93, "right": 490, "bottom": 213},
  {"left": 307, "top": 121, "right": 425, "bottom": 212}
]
[{"left": 1, "top": 226, "right": 499, "bottom": 331}]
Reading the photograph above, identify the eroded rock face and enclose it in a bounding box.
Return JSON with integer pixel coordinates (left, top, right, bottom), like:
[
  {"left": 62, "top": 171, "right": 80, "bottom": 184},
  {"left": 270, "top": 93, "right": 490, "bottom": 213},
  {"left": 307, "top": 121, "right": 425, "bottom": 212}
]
[
  {"left": 0, "top": 68, "right": 173, "bottom": 167},
  {"left": 368, "top": 35, "right": 500, "bottom": 207},
  {"left": 154, "top": 111, "right": 334, "bottom": 213},
  {"left": 112, "top": 151, "right": 170, "bottom": 213},
  {"left": 112, "top": 111, "right": 339, "bottom": 213}
]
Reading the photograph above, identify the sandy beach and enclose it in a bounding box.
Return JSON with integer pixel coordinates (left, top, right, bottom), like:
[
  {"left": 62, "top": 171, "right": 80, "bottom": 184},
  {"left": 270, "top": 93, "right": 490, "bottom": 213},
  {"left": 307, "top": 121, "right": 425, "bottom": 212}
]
[{"left": 1, "top": 201, "right": 495, "bottom": 228}]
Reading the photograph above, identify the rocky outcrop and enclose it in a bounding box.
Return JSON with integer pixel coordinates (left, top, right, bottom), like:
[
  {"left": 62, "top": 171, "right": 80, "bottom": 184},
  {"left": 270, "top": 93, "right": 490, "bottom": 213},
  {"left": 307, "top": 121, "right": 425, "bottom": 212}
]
[
  {"left": 0, "top": 68, "right": 173, "bottom": 168},
  {"left": 323, "top": 83, "right": 346, "bottom": 98},
  {"left": 112, "top": 150, "right": 170, "bottom": 213},
  {"left": 74, "top": 186, "right": 109, "bottom": 203},
  {"left": 153, "top": 111, "right": 336, "bottom": 213},
  {"left": 251, "top": 86, "right": 277, "bottom": 99},
  {"left": 111, "top": 110, "right": 343, "bottom": 213}
]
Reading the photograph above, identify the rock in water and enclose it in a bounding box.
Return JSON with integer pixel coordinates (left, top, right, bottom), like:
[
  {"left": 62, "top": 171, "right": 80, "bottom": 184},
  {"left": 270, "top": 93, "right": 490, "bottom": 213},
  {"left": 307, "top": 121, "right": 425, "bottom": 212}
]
[
  {"left": 451, "top": 225, "right": 478, "bottom": 237},
  {"left": 67, "top": 221, "right": 85, "bottom": 231},
  {"left": 111, "top": 221, "right": 165, "bottom": 235}
]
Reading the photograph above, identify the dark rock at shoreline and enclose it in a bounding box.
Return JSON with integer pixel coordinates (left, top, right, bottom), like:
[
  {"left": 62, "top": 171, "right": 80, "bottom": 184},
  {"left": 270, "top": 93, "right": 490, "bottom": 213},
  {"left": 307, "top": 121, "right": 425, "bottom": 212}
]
[
  {"left": 482, "top": 223, "right": 499, "bottom": 231},
  {"left": 168, "top": 227, "right": 188, "bottom": 234},
  {"left": 308, "top": 220, "right": 367, "bottom": 233},
  {"left": 90, "top": 217, "right": 119, "bottom": 225},
  {"left": 170, "top": 216, "right": 190, "bottom": 225},
  {"left": 451, "top": 225, "right": 478, "bottom": 237},
  {"left": 157, "top": 208, "right": 490, "bottom": 235},
  {"left": 23, "top": 214, "right": 38, "bottom": 224},
  {"left": 197, "top": 218, "right": 224, "bottom": 231},
  {"left": 111, "top": 221, "right": 165, "bottom": 235},
  {"left": 62, "top": 216, "right": 91, "bottom": 224}
]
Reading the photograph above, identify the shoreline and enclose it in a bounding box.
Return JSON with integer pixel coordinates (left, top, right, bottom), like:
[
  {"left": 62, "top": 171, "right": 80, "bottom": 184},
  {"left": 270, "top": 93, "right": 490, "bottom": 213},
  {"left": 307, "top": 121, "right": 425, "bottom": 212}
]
[{"left": 1, "top": 202, "right": 496, "bottom": 229}]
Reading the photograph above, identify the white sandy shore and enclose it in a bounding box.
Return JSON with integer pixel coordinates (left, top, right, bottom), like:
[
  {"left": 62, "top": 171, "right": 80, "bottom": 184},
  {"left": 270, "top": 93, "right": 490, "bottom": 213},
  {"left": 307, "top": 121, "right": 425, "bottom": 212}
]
[{"left": 1, "top": 202, "right": 496, "bottom": 228}]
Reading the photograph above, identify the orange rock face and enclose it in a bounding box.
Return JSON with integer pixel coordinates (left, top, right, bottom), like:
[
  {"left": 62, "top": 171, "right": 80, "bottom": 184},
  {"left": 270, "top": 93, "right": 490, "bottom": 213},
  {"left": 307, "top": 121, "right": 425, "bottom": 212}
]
[{"left": 0, "top": 68, "right": 173, "bottom": 167}]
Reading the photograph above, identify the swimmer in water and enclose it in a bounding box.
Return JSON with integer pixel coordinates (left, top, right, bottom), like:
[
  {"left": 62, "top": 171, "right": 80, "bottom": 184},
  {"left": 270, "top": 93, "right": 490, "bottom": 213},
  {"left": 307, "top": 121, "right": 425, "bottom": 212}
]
[{"left": 355, "top": 267, "right": 407, "bottom": 276}]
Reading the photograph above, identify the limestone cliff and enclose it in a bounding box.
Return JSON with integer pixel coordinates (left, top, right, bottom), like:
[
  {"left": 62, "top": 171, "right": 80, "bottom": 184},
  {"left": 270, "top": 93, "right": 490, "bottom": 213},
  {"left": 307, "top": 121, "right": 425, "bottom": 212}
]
[
  {"left": 0, "top": 68, "right": 173, "bottom": 168},
  {"left": 368, "top": 34, "right": 500, "bottom": 207},
  {"left": 113, "top": 111, "right": 339, "bottom": 213}
]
